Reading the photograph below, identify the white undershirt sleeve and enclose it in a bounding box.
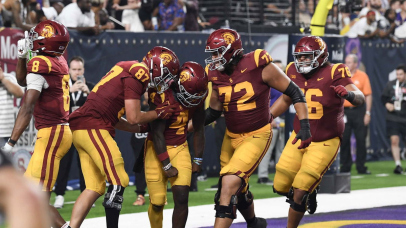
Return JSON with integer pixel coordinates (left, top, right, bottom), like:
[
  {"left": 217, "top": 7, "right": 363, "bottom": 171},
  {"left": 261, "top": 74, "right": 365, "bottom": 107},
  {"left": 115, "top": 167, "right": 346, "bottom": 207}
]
[{"left": 26, "top": 73, "right": 49, "bottom": 92}]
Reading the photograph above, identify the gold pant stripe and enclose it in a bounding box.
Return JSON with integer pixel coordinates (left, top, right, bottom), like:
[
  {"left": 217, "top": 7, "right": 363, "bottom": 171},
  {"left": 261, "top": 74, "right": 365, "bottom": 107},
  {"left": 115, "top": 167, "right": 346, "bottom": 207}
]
[
  {"left": 45, "top": 125, "right": 65, "bottom": 191},
  {"left": 87, "top": 129, "right": 113, "bottom": 183},
  {"left": 95, "top": 129, "right": 122, "bottom": 186}
]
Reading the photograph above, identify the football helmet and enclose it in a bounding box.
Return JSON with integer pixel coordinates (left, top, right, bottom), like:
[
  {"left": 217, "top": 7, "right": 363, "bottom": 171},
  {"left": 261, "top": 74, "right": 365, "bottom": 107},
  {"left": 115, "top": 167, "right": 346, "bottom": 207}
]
[
  {"left": 205, "top": 28, "right": 243, "bottom": 71},
  {"left": 176, "top": 61, "right": 208, "bottom": 108},
  {"left": 28, "top": 20, "right": 70, "bottom": 56},
  {"left": 143, "top": 46, "right": 180, "bottom": 94},
  {"left": 293, "top": 36, "right": 329, "bottom": 74}
]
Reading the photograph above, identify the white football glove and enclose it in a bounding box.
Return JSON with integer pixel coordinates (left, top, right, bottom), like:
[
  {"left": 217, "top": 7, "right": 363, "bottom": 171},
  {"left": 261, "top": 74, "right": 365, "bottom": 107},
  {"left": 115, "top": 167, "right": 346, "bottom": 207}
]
[
  {"left": 1, "top": 142, "right": 13, "bottom": 154},
  {"left": 17, "top": 31, "right": 30, "bottom": 59}
]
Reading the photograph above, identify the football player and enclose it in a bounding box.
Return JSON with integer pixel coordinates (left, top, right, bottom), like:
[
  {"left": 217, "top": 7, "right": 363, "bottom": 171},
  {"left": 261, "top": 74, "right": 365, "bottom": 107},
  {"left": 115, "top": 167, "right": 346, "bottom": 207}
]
[
  {"left": 203, "top": 28, "right": 312, "bottom": 228},
  {"left": 145, "top": 57, "right": 208, "bottom": 228},
  {"left": 67, "top": 47, "right": 179, "bottom": 228},
  {"left": 2, "top": 20, "right": 72, "bottom": 228},
  {"left": 271, "top": 36, "right": 365, "bottom": 228}
]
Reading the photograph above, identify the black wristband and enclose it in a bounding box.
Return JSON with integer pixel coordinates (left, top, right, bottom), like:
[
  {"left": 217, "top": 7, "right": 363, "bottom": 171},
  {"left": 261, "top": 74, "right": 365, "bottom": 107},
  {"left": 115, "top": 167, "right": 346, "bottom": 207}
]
[
  {"left": 7, "top": 138, "right": 17, "bottom": 146},
  {"left": 299, "top": 119, "right": 310, "bottom": 129},
  {"left": 346, "top": 91, "right": 355, "bottom": 102}
]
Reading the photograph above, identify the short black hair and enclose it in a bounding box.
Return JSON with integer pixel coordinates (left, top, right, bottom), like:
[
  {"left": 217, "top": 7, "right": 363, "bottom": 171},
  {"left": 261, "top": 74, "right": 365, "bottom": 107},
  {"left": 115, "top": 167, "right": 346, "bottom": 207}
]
[
  {"left": 396, "top": 64, "right": 406, "bottom": 72},
  {"left": 69, "top": 56, "right": 85, "bottom": 66}
]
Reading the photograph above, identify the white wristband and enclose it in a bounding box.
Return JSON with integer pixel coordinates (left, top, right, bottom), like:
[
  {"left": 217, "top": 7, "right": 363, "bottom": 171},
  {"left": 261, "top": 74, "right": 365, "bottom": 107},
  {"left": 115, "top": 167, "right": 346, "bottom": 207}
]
[{"left": 162, "top": 163, "right": 172, "bottom": 171}]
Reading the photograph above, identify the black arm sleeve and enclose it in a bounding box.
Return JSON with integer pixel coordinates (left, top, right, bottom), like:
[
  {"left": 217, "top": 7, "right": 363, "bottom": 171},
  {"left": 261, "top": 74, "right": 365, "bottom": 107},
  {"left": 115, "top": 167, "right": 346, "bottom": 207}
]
[
  {"left": 283, "top": 81, "right": 306, "bottom": 104},
  {"left": 204, "top": 107, "right": 222, "bottom": 126}
]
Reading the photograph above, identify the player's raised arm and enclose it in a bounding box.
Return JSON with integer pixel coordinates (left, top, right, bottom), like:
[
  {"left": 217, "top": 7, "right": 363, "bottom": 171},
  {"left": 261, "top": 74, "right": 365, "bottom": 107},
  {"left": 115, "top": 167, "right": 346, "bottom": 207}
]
[
  {"left": 124, "top": 99, "right": 176, "bottom": 124},
  {"left": 262, "top": 63, "right": 312, "bottom": 149}
]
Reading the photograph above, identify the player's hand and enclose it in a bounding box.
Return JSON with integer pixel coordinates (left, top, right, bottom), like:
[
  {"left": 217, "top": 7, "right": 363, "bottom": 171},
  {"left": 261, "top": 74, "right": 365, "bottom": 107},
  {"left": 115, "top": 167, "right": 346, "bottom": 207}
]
[
  {"left": 192, "top": 163, "right": 201, "bottom": 173},
  {"left": 155, "top": 103, "right": 178, "bottom": 120},
  {"left": 1, "top": 142, "right": 13, "bottom": 154},
  {"left": 164, "top": 166, "right": 178, "bottom": 178},
  {"left": 330, "top": 85, "right": 349, "bottom": 98},
  {"left": 17, "top": 31, "right": 30, "bottom": 59},
  {"left": 292, "top": 119, "right": 312, "bottom": 149}
]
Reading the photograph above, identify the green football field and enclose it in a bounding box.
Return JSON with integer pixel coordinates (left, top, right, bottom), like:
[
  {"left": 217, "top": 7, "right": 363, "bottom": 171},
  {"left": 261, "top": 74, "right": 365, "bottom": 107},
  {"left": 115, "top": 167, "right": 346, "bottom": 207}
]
[{"left": 51, "top": 160, "right": 405, "bottom": 221}]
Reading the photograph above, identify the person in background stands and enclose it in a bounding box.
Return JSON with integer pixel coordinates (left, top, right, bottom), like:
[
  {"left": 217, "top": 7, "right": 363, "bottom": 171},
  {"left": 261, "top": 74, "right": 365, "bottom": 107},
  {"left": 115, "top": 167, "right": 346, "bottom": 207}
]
[
  {"left": 0, "top": 66, "right": 24, "bottom": 146},
  {"left": 340, "top": 54, "right": 372, "bottom": 175},
  {"left": 381, "top": 64, "right": 406, "bottom": 174}
]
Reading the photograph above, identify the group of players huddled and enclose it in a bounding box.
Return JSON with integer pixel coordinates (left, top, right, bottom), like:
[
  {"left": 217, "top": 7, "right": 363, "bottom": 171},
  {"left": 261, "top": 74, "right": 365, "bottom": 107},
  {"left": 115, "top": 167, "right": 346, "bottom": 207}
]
[{"left": 1, "top": 19, "right": 365, "bottom": 228}]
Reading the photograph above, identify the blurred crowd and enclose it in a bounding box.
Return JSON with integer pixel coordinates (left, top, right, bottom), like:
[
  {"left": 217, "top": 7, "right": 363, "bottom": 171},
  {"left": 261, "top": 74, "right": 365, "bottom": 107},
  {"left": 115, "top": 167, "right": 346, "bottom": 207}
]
[{"left": 0, "top": 0, "right": 212, "bottom": 34}]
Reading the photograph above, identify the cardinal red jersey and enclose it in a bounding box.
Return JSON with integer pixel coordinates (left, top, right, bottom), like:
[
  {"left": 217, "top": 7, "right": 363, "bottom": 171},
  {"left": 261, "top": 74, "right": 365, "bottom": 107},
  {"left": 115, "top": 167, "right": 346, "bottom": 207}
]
[
  {"left": 147, "top": 88, "right": 197, "bottom": 146},
  {"left": 69, "top": 61, "right": 149, "bottom": 137},
  {"left": 286, "top": 62, "right": 354, "bottom": 142},
  {"left": 207, "top": 49, "right": 272, "bottom": 134},
  {"left": 27, "top": 55, "right": 70, "bottom": 129}
]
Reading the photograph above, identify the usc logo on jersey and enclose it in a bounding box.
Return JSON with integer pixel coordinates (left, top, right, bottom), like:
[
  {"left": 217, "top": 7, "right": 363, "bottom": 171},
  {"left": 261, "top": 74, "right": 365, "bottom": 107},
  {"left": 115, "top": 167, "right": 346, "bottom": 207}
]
[
  {"left": 179, "top": 71, "right": 191, "bottom": 83},
  {"left": 222, "top": 32, "right": 235, "bottom": 45},
  {"left": 160, "top": 53, "right": 173, "bottom": 65},
  {"left": 40, "top": 25, "right": 55, "bottom": 38}
]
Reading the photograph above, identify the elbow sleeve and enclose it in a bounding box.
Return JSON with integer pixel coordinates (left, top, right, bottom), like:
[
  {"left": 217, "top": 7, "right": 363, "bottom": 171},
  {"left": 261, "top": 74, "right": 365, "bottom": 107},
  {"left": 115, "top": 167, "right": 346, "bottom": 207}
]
[
  {"left": 283, "top": 81, "right": 306, "bottom": 104},
  {"left": 204, "top": 107, "right": 222, "bottom": 126}
]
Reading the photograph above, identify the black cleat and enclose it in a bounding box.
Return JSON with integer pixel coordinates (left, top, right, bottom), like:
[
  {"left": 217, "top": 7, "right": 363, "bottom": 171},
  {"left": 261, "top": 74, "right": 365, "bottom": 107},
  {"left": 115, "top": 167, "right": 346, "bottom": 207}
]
[
  {"left": 307, "top": 186, "right": 319, "bottom": 214},
  {"left": 394, "top": 165, "right": 403, "bottom": 174},
  {"left": 247, "top": 217, "right": 267, "bottom": 228}
]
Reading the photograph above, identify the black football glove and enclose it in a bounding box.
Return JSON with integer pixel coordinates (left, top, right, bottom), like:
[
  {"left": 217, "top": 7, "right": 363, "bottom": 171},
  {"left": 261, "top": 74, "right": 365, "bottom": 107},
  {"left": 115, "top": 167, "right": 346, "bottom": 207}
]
[{"left": 292, "top": 119, "right": 312, "bottom": 149}]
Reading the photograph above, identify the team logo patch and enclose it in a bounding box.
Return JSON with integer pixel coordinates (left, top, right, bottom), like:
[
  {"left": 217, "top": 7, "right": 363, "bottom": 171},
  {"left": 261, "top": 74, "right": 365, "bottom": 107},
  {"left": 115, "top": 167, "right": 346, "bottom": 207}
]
[
  {"left": 180, "top": 71, "right": 191, "bottom": 83},
  {"left": 291, "top": 75, "right": 296, "bottom": 79},
  {"left": 315, "top": 38, "right": 326, "bottom": 50},
  {"left": 40, "top": 25, "right": 55, "bottom": 38},
  {"left": 222, "top": 32, "right": 235, "bottom": 45},
  {"left": 160, "top": 53, "right": 173, "bottom": 65}
]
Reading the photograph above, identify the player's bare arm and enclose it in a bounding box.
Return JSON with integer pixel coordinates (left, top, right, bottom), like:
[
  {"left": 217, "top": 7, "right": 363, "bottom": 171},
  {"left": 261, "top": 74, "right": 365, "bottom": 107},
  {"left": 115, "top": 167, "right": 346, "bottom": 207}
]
[
  {"left": 8, "top": 89, "right": 40, "bottom": 146},
  {"left": 270, "top": 94, "right": 292, "bottom": 118},
  {"left": 114, "top": 117, "right": 148, "bottom": 133},
  {"left": 262, "top": 62, "right": 312, "bottom": 149},
  {"left": 16, "top": 58, "right": 28, "bottom": 86},
  {"left": 125, "top": 99, "right": 176, "bottom": 124},
  {"left": 149, "top": 103, "right": 178, "bottom": 178},
  {"left": 330, "top": 84, "right": 365, "bottom": 106},
  {"left": 192, "top": 104, "right": 205, "bottom": 173}
]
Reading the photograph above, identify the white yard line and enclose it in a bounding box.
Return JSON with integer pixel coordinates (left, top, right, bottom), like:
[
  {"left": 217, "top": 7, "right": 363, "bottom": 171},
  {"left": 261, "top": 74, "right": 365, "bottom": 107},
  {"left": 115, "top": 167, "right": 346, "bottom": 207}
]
[{"left": 80, "top": 186, "right": 406, "bottom": 228}]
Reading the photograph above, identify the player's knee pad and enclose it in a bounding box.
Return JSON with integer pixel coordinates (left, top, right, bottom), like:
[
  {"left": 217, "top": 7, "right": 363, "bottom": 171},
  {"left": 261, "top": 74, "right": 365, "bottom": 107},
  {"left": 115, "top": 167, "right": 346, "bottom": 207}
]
[
  {"left": 285, "top": 187, "right": 309, "bottom": 213},
  {"left": 215, "top": 195, "right": 238, "bottom": 219},
  {"left": 214, "top": 176, "right": 245, "bottom": 219},
  {"left": 272, "top": 185, "right": 288, "bottom": 197},
  {"left": 103, "top": 185, "right": 125, "bottom": 211},
  {"left": 237, "top": 190, "right": 253, "bottom": 211}
]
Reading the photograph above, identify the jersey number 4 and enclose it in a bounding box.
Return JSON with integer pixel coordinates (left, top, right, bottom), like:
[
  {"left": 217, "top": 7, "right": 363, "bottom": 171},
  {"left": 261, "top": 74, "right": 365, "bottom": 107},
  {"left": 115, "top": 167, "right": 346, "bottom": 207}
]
[
  {"left": 218, "top": 81, "right": 256, "bottom": 111},
  {"left": 301, "top": 88, "right": 323, "bottom": 119}
]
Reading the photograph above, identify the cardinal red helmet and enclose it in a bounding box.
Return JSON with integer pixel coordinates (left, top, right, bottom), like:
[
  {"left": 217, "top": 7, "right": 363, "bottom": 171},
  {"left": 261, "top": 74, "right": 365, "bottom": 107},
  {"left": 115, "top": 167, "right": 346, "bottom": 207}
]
[
  {"left": 176, "top": 61, "right": 208, "bottom": 108},
  {"left": 143, "top": 46, "right": 180, "bottom": 94},
  {"left": 28, "top": 20, "right": 70, "bottom": 56},
  {"left": 293, "top": 36, "right": 329, "bottom": 74},
  {"left": 205, "top": 28, "right": 243, "bottom": 71}
]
